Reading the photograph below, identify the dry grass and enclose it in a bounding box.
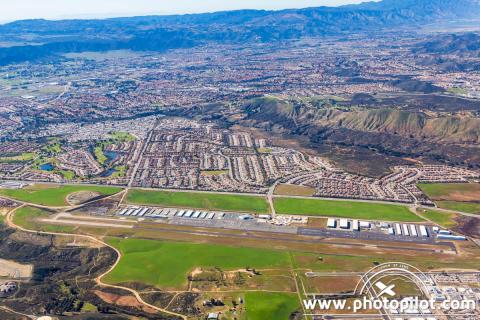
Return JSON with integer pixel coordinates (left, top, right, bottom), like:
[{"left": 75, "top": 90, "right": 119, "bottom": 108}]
[{"left": 274, "top": 184, "right": 316, "bottom": 197}]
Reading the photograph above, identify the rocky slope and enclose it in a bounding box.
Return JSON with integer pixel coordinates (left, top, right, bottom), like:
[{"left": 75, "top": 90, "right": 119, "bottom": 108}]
[
  {"left": 242, "top": 96, "right": 480, "bottom": 171},
  {"left": 245, "top": 97, "right": 480, "bottom": 144}
]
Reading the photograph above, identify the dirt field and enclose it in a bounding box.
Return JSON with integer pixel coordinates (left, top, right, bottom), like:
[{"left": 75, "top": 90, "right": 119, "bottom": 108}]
[
  {"left": 66, "top": 191, "right": 102, "bottom": 205},
  {"left": 0, "top": 258, "right": 33, "bottom": 278},
  {"left": 274, "top": 184, "right": 316, "bottom": 196},
  {"left": 94, "top": 290, "right": 157, "bottom": 314},
  {"left": 302, "top": 275, "right": 360, "bottom": 294},
  {"left": 306, "top": 217, "right": 328, "bottom": 228}
]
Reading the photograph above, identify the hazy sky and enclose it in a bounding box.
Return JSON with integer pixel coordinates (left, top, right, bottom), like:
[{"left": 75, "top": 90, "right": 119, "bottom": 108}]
[{"left": 2, "top": 0, "right": 373, "bottom": 22}]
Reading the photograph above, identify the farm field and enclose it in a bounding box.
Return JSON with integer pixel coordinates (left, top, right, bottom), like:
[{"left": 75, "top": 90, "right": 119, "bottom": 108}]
[
  {"left": 105, "top": 238, "right": 291, "bottom": 289},
  {"left": 418, "top": 183, "right": 480, "bottom": 214},
  {"left": 274, "top": 197, "right": 422, "bottom": 222},
  {"left": 0, "top": 184, "right": 122, "bottom": 206},
  {"left": 244, "top": 292, "right": 300, "bottom": 320},
  {"left": 125, "top": 189, "right": 269, "bottom": 213}
]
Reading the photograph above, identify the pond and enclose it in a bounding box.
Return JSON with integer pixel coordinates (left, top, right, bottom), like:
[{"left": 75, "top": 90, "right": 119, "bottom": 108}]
[
  {"left": 100, "top": 168, "right": 117, "bottom": 177},
  {"left": 39, "top": 163, "right": 54, "bottom": 171},
  {"left": 103, "top": 151, "right": 119, "bottom": 165}
]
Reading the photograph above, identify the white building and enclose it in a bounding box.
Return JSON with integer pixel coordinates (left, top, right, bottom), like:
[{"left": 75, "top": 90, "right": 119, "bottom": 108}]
[{"left": 327, "top": 218, "right": 337, "bottom": 228}]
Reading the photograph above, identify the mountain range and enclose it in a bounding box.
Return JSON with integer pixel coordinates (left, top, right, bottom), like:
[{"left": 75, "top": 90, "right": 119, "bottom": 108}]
[{"left": 0, "top": 0, "right": 480, "bottom": 65}]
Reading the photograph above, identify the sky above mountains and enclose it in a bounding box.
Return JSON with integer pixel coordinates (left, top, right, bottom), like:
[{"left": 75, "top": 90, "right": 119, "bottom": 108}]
[{"left": 2, "top": 0, "right": 374, "bottom": 22}]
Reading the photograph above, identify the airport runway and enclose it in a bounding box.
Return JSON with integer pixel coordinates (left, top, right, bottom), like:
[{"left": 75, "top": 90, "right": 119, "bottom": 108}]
[{"left": 129, "top": 224, "right": 452, "bottom": 254}]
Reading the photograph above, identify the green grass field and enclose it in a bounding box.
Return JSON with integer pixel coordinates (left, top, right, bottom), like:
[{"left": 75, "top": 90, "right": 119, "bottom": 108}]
[
  {"left": 418, "top": 183, "right": 480, "bottom": 214},
  {"left": 416, "top": 208, "right": 457, "bottom": 228},
  {"left": 447, "top": 87, "right": 468, "bottom": 96},
  {"left": 0, "top": 184, "right": 122, "bottom": 206},
  {"left": 274, "top": 197, "right": 422, "bottom": 222},
  {"left": 81, "top": 302, "right": 97, "bottom": 312},
  {"left": 13, "top": 206, "right": 50, "bottom": 229},
  {"left": 0, "top": 152, "right": 36, "bottom": 163},
  {"left": 42, "top": 141, "right": 62, "bottom": 154},
  {"left": 54, "top": 169, "right": 76, "bottom": 180},
  {"left": 109, "top": 131, "right": 136, "bottom": 142},
  {"left": 290, "top": 252, "right": 387, "bottom": 272},
  {"left": 418, "top": 183, "right": 480, "bottom": 198},
  {"left": 105, "top": 238, "right": 290, "bottom": 289},
  {"left": 245, "top": 292, "right": 300, "bottom": 320},
  {"left": 436, "top": 201, "right": 480, "bottom": 214},
  {"left": 110, "top": 165, "right": 127, "bottom": 178},
  {"left": 12, "top": 206, "right": 74, "bottom": 232},
  {"left": 94, "top": 146, "right": 107, "bottom": 165},
  {"left": 126, "top": 189, "right": 269, "bottom": 213}
]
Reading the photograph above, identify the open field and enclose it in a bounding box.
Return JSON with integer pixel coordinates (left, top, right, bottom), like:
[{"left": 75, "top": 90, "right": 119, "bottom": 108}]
[
  {"left": 274, "top": 197, "right": 422, "bottom": 222},
  {"left": 200, "top": 170, "right": 229, "bottom": 176},
  {"left": 0, "top": 152, "right": 36, "bottom": 163},
  {"left": 436, "top": 201, "right": 480, "bottom": 214},
  {"left": 105, "top": 238, "right": 291, "bottom": 289},
  {"left": 125, "top": 189, "right": 269, "bottom": 213},
  {"left": 110, "top": 131, "right": 136, "bottom": 142},
  {"left": 0, "top": 184, "right": 122, "bottom": 206},
  {"left": 418, "top": 183, "right": 480, "bottom": 201},
  {"left": 300, "top": 275, "right": 360, "bottom": 294},
  {"left": 190, "top": 268, "right": 296, "bottom": 292},
  {"left": 291, "top": 252, "right": 388, "bottom": 272},
  {"left": 244, "top": 292, "right": 300, "bottom": 320},
  {"left": 94, "top": 145, "right": 107, "bottom": 165},
  {"left": 419, "top": 183, "right": 480, "bottom": 214},
  {"left": 416, "top": 208, "right": 458, "bottom": 228},
  {"left": 274, "top": 184, "right": 316, "bottom": 197},
  {"left": 12, "top": 206, "right": 75, "bottom": 232}
]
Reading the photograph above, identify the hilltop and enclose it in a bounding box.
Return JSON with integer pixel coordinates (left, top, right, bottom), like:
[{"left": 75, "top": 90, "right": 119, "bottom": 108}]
[{"left": 1, "top": 0, "right": 480, "bottom": 65}]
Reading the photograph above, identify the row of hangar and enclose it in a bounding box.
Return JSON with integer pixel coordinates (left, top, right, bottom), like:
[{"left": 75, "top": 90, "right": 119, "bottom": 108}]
[
  {"left": 116, "top": 206, "right": 225, "bottom": 220},
  {"left": 326, "top": 218, "right": 466, "bottom": 241}
]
